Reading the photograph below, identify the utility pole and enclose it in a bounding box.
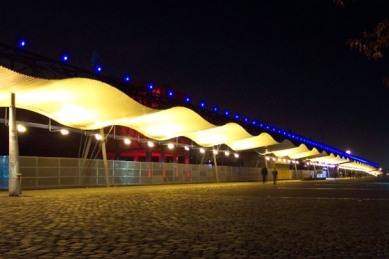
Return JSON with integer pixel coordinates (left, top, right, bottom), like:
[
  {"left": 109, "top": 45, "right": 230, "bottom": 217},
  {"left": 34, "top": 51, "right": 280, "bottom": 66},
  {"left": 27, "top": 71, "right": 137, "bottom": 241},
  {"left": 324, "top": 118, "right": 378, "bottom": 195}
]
[{"left": 9, "top": 93, "right": 22, "bottom": 196}]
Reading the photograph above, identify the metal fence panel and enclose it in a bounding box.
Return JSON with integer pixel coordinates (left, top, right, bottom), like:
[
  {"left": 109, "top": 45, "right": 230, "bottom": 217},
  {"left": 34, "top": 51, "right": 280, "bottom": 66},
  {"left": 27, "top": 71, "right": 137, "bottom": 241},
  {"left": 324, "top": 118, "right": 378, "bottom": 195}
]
[
  {"left": 19, "top": 156, "right": 36, "bottom": 167},
  {"left": 20, "top": 167, "right": 36, "bottom": 178},
  {"left": 38, "top": 157, "right": 59, "bottom": 167},
  {"left": 0, "top": 156, "right": 298, "bottom": 190}
]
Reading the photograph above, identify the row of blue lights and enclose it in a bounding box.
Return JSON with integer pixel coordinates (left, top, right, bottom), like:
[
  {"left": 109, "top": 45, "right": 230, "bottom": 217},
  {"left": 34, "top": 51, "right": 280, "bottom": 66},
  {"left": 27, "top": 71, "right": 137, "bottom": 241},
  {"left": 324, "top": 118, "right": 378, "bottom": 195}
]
[
  {"left": 18, "top": 39, "right": 112, "bottom": 77},
  {"left": 147, "top": 83, "right": 378, "bottom": 167},
  {"left": 16, "top": 39, "right": 378, "bottom": 168}
]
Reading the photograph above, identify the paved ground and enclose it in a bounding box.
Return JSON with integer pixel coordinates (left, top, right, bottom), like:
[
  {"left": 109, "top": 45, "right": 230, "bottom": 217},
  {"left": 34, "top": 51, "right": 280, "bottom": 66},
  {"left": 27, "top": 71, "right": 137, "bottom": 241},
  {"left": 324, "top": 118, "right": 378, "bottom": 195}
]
[{"left": 0, "top": 177, "right": 388, "bottom": 258}]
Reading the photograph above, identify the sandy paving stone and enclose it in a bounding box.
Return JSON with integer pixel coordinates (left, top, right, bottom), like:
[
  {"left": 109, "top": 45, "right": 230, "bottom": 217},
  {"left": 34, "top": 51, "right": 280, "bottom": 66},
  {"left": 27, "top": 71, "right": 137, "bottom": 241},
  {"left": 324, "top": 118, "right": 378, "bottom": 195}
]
[{"left": 0, "top": 179, "right": 389, "bottom": 258}]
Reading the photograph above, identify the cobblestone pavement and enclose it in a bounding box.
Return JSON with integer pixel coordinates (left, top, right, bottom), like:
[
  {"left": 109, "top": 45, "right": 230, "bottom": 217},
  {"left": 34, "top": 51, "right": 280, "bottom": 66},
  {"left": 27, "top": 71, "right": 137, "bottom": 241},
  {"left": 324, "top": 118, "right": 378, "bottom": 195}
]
[{"left": 1, "top": 178, "right": 389, "bottom": 258}]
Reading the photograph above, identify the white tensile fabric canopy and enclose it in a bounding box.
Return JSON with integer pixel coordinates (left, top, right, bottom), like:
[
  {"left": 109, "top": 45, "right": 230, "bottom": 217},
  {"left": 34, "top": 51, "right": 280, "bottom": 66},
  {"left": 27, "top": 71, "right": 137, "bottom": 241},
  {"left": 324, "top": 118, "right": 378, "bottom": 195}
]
[{"left": 0, "top": 66, "right": 378, "bottom": 173}]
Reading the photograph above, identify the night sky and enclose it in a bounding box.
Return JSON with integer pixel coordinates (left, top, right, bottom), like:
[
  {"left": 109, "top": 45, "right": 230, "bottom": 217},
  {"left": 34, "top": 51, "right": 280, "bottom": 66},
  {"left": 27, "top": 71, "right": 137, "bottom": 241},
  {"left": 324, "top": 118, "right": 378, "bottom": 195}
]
[{"left": 1, "top": 1, "right": 388, "bottom": 170}]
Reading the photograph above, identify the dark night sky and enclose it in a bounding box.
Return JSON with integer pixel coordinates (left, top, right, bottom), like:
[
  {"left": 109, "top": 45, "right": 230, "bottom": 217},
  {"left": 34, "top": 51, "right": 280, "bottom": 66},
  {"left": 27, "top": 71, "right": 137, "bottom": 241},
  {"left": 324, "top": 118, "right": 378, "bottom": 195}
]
[{"left": 1, "top": 1, "right": 388, "bottom": 169}]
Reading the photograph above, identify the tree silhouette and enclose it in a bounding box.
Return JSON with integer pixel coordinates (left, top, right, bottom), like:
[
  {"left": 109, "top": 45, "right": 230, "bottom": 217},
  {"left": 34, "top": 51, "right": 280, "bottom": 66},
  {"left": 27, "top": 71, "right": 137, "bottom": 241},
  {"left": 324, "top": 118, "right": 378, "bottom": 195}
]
[{"left": 335, "top": 0, "right": 389, "bottom": 86}]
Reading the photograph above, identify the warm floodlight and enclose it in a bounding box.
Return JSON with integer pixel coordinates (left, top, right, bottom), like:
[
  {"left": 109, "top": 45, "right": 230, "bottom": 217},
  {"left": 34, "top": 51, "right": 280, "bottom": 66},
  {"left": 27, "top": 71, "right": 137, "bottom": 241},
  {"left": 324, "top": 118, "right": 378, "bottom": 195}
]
[
  {"left": 346, "top": 150, "right": 351, "bottom": 154},
  {"left": 234, "top": 153, "right": 239, "bottom": 158},
  {"left": 225, "top": 151, "right": 230, "bottom": 156},
  {"left": 60, "top": 129, "right": 69, "bottom": 135},
  {"left": 213, "top": 150, "right": 218, "bottom": 155},
  {"left": 200, "top": 148, "right": 205, "bottom": 153},
  {"left": 124, "top": 138, "right": 131, "bottom": 145},
  {"left": 147, "top": 141, "right": 154, "bottom": 148},
  {"left": 17, "top": 124, "right": 26, "bottom": 132},
  {"left": 184, "top": 146, "right": 190, "bottom": 151},
  {"left": 95, "top": 134, "right": 102, "bottom": 140},
  {"left": 168, "top": 143, "right": 174, "bottom": 149}
]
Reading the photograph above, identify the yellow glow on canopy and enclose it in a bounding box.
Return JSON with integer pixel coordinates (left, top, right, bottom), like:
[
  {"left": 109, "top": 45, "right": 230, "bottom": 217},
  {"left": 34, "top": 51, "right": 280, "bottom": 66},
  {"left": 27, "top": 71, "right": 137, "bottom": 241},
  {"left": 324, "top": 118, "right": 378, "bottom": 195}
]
[
  {"left": 227, "top": 133, "right": 279, "bottom": 151},
  {"left": 0, "top": 66, "right": 377, "bottom": 172},
  {"left": 54, "top": 105, "right": 99, "bottom": 126}
]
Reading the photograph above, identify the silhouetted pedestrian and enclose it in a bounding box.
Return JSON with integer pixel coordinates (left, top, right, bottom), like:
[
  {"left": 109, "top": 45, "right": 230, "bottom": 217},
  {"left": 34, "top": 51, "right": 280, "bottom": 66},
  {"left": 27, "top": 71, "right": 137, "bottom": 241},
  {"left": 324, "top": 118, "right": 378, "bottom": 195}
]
[
  {"left": 272, "top": 168, "right": 278, "bottom": 185},
  {"left": 261, "top": 167, "right": 268, "bottom": 184}
]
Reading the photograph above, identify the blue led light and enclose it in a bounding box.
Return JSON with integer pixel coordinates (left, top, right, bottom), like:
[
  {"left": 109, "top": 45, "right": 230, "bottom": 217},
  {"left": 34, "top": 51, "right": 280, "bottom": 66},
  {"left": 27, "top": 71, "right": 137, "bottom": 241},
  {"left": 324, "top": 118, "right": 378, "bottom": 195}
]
[
  {"left": 213, "top": 106, "right": 219, "bottom": 112},
  {"left": 224, "top": 110, "right": 230, "bottom": 116},
  {"left": 147, "top": 83, "right": 154, "bottom": 91},
  {"left": 252, "top": 120, "right": 257, "bottom": 125},
  {"left": 266, "top": 125, "right": 270, "bottom": 130},
  {"left": 18, "top": 39, "right": 26, "bottom": 48},
  {"left": 272, "top": 127, "right": 277, "bottom": 132},
  {"left": 167, "top": 90, "right": 174, "bottom": 98},
  {"left": 243, "top": 117, "right": 249, "bottom": 123},
  {"left": 199, "top": 101, "right": 206, "bottom": 108},
  {"left": 61, "top": 53, "right": 69, "bottom": 63},
  {"left": 259, "top": 123, "right": 264, "bottom": 128},
  {"left": 184, "top": 96, "right": 191, "bottom": 103},
  {"left": 123, "top": 74, "right": 131, "bottom": 83},
  {"left": 234, "top": 113, "right": 240, "bottom": 120},
  {"left": 95, "top": 64, "right": 103, "bottom": 74}
]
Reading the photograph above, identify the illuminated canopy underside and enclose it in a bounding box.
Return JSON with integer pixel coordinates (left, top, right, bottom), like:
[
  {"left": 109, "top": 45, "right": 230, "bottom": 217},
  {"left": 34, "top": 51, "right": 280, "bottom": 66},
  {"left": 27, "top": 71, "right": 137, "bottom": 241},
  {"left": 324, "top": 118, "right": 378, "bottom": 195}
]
[{"left": 0, "top": 66, "right": 378, "bottom": 172}]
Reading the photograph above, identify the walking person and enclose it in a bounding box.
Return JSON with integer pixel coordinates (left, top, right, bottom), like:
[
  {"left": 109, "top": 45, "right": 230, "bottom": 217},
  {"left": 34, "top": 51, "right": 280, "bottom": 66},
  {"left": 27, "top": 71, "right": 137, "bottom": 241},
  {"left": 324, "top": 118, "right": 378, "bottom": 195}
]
[
  {"left": 272, "top": 168, "right": 278, "bottom": 185},
  {"left": 261, "top": 167, "right": 268, "bottom": 184}
]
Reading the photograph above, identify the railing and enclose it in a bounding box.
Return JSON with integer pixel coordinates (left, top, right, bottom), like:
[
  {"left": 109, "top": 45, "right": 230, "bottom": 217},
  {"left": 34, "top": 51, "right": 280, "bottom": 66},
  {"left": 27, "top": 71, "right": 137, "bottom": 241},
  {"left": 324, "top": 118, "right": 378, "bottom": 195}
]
[{"left": 0, "top": 156, "right": 310, "bottom": 190}]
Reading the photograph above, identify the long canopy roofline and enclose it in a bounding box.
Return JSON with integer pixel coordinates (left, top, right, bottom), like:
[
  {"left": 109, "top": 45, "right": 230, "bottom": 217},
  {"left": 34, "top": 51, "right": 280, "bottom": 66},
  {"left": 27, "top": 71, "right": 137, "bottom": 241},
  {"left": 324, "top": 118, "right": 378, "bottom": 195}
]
[{"left": 0, "top": 66, "right": 379, "bottom": 171}]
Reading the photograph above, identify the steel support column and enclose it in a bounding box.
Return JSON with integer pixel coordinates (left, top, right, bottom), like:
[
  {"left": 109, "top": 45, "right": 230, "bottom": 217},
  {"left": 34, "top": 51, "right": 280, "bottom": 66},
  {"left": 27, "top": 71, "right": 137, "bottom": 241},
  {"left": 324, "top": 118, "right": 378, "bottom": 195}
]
[
  {"left": 213, "top": 151, "right": 219, "bottom": 183},
  {"left": 9, "top": 93, "right": 21, "bottom": 196},
  {"left": 100, "top": 128, "right": 110, "bottom": 187}
]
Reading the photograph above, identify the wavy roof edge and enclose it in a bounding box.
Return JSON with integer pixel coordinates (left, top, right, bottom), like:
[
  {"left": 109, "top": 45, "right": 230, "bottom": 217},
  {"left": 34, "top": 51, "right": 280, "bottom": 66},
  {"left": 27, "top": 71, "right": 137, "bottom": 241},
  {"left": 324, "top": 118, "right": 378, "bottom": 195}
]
[{"left": 0, "top": 66, "right": 379, "bottom": 171}]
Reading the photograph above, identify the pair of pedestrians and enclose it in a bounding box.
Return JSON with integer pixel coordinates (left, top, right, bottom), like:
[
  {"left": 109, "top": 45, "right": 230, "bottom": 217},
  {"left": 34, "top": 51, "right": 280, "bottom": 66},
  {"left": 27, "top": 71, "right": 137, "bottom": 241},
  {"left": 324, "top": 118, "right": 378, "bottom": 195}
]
[{"left": 261, "top": 167, "right": 278, "bottom": 184}]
